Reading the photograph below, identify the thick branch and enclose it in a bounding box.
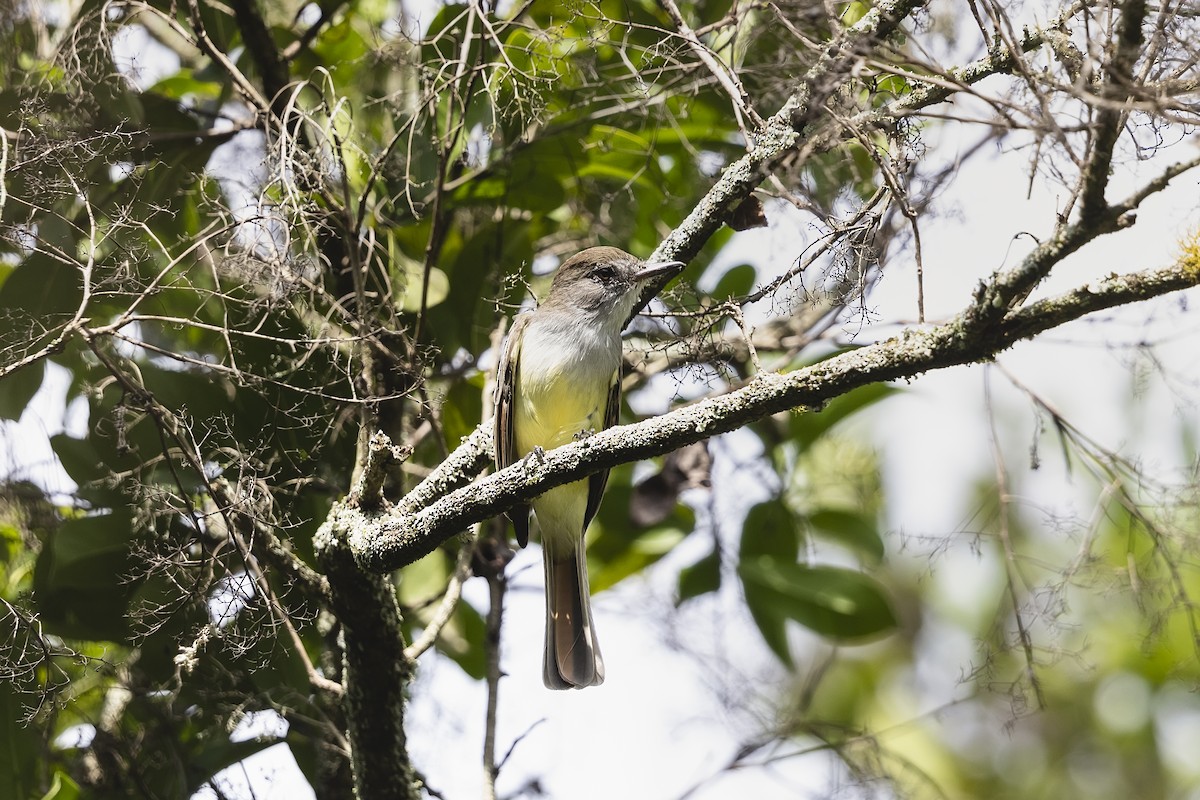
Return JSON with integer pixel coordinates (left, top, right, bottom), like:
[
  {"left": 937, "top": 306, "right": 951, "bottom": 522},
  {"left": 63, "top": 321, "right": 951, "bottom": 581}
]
[
  {"left": 1078, "top": 0, "right": 1148, "bottom": 223},
  {"left": 313, "top": 531, "right": 420, "bottom": 800},
  {"left": 395, "top": 425, "right": 494, "bottom": 516},
  {"left": 229, "top": 0, "right": 292, "bottom": 118},
  {"left": 357, "top": 0, "right": 1189, "bottom": 574},
  {"left": 1001, "top": 255, "right": 1200, "bottom": 337},
  {"left": 333, "top": 247, "right": 1200, "bottom": 572}
]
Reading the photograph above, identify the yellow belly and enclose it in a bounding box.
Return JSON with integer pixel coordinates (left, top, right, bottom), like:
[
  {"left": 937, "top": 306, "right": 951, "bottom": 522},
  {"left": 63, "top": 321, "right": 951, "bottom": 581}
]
[{"left": 513, "top": 337, "right": 613, "bottom": 556}]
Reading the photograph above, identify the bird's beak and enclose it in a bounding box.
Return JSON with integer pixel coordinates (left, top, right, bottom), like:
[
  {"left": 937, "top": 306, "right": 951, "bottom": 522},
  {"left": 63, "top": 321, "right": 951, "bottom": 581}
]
[{"left": 635, "top": 260, "right": 686, "bottom": 282}]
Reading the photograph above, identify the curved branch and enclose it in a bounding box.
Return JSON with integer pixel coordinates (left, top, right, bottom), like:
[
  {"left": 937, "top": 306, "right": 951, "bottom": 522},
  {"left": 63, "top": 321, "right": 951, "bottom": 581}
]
[
  {"left": 330, "top": 241, "right": 1200, "bottom": 572},
  {"left": 363, "top": 0, "right": 930, "bottom": 529}
]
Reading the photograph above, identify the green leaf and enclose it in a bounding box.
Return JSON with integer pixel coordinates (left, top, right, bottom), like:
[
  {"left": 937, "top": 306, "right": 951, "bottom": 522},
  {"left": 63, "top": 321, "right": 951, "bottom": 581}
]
[
  {"left": 590, "top": 512, "right": 692, "bottom": 593},
  {"left": 0, "top": 360, "right": 43, "bottom": 421},
  {"left": 842, "top": 1, "right": 870, "bottom": 26},
  {"left": 807, "top": 508, "right": 885, "bottom": 563},
  {"left": 32, "top": 511, "right": 137, "bottom": 641},
  {"left": 147, "top": 69, "right": 224, "bottom": 102},
  {"left": 439, "top": 598, "right": 488, "bottom": 680},
  {"left": 577, "top": 126, "right": 665, "bottom": 197},
  {"left": 589, "top": 466, "right": 696, "bottom": 592},
  {"left": 0, "top": 683, "right": 42, "bottom": 800},
  {"left": 739, "top": 499, "right": 801, "bottom": 561},
  {"left": 423, "top": 218, "right": 534, "bottom": 353},
  {"left": 0, "top": 250, "right": 83, "bottom": 322},
  {"left": 677, "top": 546, "right": 721, "bottom": 604},
  {"left": 310, "top": 16, "right": 371, "bottom": 72},
  {"left": 741, "top": 574, "right": 792, "bottom": 666},
  {"left": 876, "top": 74, "right": 911, "bottom": 98},
  {"left": 740, "top": 557, "right": 897, "bottom": 641},
  {"left": 441, "top": 374, "right": 485, "bottom": 449},
  {"left": 788, "top": 381, "right": 897, "bottom": 451},
  {"left": 398, "top": 263, "right": 450, "bottom": 313},
  {"left": 711, "top": 263, "right": 756, "bottom": 300},
  {"left": 50, "top": 433, "right": 106, "bottom": 485},
  {"left": 738, "top": 500, "right": 801, "bottom": 665},
  {"left": 449, "top": 167, "right": 566, "bottom": 213},
  {"left": 36, "top": 513, "right": 133, "bottom": 589},
  {"left": 697, "top": 0, "right": 736, "bottom": 26},
  {"left": 39, "top": 771, "right": 81, "bottom": 800}
]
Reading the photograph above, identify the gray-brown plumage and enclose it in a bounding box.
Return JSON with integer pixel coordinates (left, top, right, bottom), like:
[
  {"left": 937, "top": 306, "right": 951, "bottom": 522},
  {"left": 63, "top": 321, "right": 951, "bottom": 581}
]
[{"left": 494, "top": 247, "right": 683, "bottom": 689}]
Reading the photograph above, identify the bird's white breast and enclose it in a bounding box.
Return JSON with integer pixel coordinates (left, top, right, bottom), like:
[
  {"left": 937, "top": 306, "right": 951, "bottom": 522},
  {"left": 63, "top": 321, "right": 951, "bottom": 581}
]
[{"left": 514, "top": 313, "right": 619, "bottom": 452}]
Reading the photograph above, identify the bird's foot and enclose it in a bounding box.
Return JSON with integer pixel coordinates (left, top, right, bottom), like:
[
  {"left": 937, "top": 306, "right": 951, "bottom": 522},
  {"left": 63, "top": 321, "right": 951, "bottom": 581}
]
[{"left": 521, "top": 446, "right": 546, "bottom": 467}]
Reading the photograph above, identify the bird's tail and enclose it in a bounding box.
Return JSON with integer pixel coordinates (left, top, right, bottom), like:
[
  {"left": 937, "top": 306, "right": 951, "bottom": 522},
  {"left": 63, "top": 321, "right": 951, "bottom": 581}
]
[{"left": 542, "top": 542, "right": 604, "bottom": 689}]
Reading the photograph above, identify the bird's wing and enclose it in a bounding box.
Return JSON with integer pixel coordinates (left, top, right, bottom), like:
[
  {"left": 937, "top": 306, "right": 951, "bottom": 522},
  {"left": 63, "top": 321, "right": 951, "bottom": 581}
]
[
  {"left": 584, "top": 368, "right": 620, "bottom": 531},
  {"left": 494, "top": 313, "right": 531, "bottom": 547}
]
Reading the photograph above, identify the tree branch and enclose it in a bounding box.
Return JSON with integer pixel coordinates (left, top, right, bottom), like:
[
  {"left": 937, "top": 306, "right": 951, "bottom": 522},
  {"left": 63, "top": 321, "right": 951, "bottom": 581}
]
[
  {"left": 634, "top": 0, "right": 1092, "bottom": 314},
  {"left": 967, "top": 154, "right": 1200, "bottom": 329},
  {"left": 640, "top": 0, "right": 927, "bottom": 291},
  {"left": 327, "top": 231, "right": 1200, "bottom": 573},
  {"left": 324, "top": 0, "right": 1200, "bottom": 576},
  {"left": 660, "top": 0, "right": 765, "bottom": 134},
  {"left": 1077, "top": 0, "right": 1149, "bottom": 223},
  {"left": 313, "top": 530, "right": 420, "bottom": 800}
]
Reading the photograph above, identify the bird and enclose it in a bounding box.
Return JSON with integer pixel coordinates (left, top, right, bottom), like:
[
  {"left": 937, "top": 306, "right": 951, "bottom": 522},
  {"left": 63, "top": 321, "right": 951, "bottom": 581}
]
[{"left": 493, "top": 246, "right": 684, "bottom": 689}]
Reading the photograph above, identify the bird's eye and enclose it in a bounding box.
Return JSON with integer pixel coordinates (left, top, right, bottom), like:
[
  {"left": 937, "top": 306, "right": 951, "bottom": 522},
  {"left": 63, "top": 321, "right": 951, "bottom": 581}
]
[{"left": 591, "top": 265, "right": 617, "bottom": 282}]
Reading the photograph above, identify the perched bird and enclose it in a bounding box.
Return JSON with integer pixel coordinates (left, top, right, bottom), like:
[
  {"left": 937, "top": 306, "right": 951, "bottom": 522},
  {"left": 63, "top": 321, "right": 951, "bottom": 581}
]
[{"left": 494, "top": 246, "right": 684, "bottom": 689}]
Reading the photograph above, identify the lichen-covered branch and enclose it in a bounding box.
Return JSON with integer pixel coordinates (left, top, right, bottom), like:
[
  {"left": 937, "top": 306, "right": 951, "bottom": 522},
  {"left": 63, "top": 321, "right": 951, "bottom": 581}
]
[
  {"left": 1077, "top": 0, "right": 1149, "bottom": 223},
  {"left": 326, "top": 0, "right": 1200, "bottom": 574},
  {"left": 378, "top": 0, "right": 930, "bottom": 524},
  {"left": 313, "top": 528, "right": 419, "bottom": 800},
  {"left": 329, "top": 240, "right": 1200, "bottom": 573}
]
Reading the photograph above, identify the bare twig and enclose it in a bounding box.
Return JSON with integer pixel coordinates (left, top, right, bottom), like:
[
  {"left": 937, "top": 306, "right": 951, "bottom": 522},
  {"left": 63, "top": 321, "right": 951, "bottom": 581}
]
[
  {"left": 660, "top": 0, "right": 765, "bottom": 135},
  {"left": 982, "top": 367, "right": 1046, "bottom": 711},
  {"left": 401, "top": 535, "right": 476, "bottom": 662}
]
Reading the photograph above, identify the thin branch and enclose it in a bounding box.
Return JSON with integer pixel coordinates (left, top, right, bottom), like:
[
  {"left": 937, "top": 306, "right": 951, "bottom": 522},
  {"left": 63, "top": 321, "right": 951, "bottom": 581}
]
[
  {"left": 184, "top": 0, "right": 271, "bottom": 113},
  {"left": 882, "top": 1, "right": 1093, "bottom": 120},
  {"left": 401, "top": 533, "right": 475, "bottom": 662},
  {"left": 660, "top": 0, "right": 764, "bottom": 134},
  {"left": 210, "top": 478, "right": 334, "bottom": 607},
  {"left": 638, "top": 0, "right": 928, "bottom": 304},
  {"left": 983, "top": 368, "right": 1046, "bottom": 711},
  {"left": 481, "top": 558, "right": 505, "bottom": 800}
]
